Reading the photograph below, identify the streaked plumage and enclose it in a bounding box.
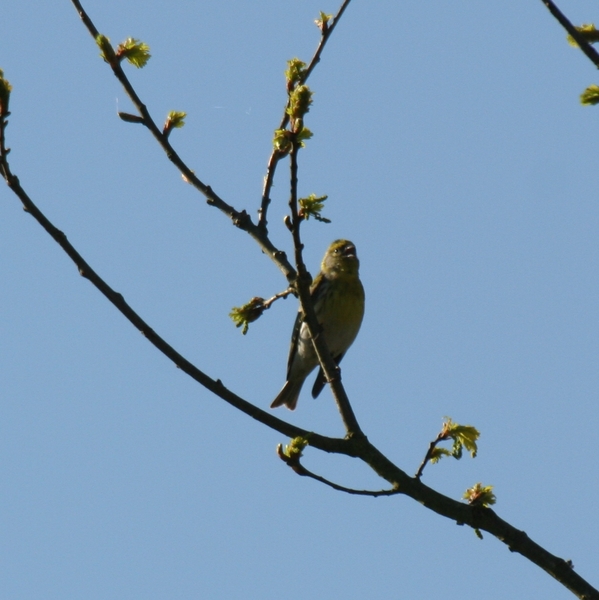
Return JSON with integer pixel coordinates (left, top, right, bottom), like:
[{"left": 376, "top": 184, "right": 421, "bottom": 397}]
[{"left": 271, "top": 239, "right": 365, "bottom": 410}]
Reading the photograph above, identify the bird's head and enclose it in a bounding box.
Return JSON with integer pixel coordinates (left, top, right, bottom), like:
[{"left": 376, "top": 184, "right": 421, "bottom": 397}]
[{"left": 321, "top": 239, "right": 360, "bottom": 277}]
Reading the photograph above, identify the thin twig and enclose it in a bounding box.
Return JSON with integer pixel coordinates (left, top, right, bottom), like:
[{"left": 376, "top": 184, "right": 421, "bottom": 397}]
[
  {"left": 262, "top": 287, "right": 295, "bottom": 309},
  {"left": 540, "top": 0, "right": 599, "bottom": 68},
  {"left": 303, "top": 0, "right": 353, "bottom": 82},
  {"left": 258, "top": 0, "right": 353, "bottom": 231},
  {"left": 277, "top": 447, "right": 400, "bottom": 497},
  {"left": 415, "top": 431, "right": 447, "bottom": 479}
]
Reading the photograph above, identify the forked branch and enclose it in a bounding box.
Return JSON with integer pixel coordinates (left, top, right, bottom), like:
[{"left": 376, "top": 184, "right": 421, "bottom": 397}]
[{"left": 0, "top": 3, "right": 597, "bottom": 597}]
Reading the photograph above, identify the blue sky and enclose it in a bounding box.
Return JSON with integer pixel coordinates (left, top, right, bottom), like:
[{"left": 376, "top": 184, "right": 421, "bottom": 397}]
[{"left": 1, "top": 1, "right": 598, "bottom": 598}]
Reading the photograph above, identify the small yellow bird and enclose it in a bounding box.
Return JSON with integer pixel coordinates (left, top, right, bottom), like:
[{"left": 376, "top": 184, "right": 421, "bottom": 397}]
[{"left": 271, "top": 239, "right": 365, "bottom": 410}]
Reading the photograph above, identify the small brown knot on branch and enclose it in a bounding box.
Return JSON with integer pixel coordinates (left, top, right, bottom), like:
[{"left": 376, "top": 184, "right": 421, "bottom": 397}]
[{"left": 232, "top": 210, "right": 251, "bottom": 229}]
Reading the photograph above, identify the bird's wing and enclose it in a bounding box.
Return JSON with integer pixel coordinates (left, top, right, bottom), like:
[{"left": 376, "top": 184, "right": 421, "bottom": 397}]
[
  {"left": 285, "top": 309, "right": 303, "bottom": 376},
  {"left": 286, "top": 273, "right": 328, "bottom": 376}
]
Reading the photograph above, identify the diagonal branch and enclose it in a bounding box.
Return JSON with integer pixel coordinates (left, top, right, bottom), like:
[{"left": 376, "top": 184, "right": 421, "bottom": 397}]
[
  {"left": 0, "top": 128, "right": 345, "bottom": 456},
  {"left": 3, "top": 94, "right": 598, "bottom": 600},
  {"left": 287, "top": 142, "right": 363, "bottom": 437},
  {"left": 345, "top": 438, "right": 599, "bottom": 600},
  {"left": 258, "top": 0, "right": 353, "bottom": 231},
  {"left": 70, "top": 0, "right": 296, "bottom": 285},
  {"left": 540, "top": 0, "right": 599, "bottom": 68}
]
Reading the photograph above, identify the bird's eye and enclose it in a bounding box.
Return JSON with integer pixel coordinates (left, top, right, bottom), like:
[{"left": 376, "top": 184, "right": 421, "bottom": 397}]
[{"left": 333, "top": 247, "right": 340, "bottom": 254}]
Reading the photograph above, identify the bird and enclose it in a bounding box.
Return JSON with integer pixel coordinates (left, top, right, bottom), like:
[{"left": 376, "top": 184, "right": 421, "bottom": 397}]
[{"left": 271, "top": 239, "right": 365, "bottom": 410}]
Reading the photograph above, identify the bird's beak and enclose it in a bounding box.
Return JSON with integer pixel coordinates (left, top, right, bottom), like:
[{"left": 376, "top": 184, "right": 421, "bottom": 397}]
[{"left": 342, "top": 245, "right": 357, "bottom": 259}]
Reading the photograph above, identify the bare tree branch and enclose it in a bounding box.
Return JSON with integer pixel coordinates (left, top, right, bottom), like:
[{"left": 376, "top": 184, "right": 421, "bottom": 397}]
[{"left": 0, "top": 131, "right": 346, "bottom": 454}]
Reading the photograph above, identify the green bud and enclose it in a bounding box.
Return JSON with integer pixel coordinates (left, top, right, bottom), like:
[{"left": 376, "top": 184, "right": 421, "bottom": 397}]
[
  {"left": 295, "top": 126, "right": 313, "bottom": 148},
  {"left": 567, "top": 23, "right": 599, "bottom": 47},
  {"left": 463, "top": 483, "right": 496, "bottom": 507},
  {"left": 283, "top": 436, "right": 309, "bottom": 460},
  {"left": 298, "top": 193, "right": 331, "bottom": 223},
  {"left": 581, "top": 84, "right": 599, "bottom": 106},
  {"left": 0, "top": 69, "right": 13, "bottom": 115},
  {"left": 164, "top": 111, "right": 187, "bottom": 137},
  {"left": 287, "top": 84, "right": 313, "bottom": 121},
  {"left": 273, "top": 129, "right": 293, "bottom": 154},
  {"left": 285, "top": 58, "right": 307, "bottom": 86},
  {"left": 315, "top": 12, "right": 333, "bottom": 32},
  {"left": 229, "top": 297, "right": 266, "bottom": 334},
  {"left": 96, "top": 34, "right": 116, "bottom": 64}
]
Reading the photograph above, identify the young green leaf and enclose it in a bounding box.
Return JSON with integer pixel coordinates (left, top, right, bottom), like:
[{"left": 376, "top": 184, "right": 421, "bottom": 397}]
[
  {"left": 581, "top": 84, "right": 599, "bottom": 106},
  {"left": 315, "top": 12, "right": 333, "bottom": 32},
  {"left": 567, "top": 23, "right": 599, "bottom": 47},
  {"left": 116, "top": 38, "right": 151, "bottom": 68},
  {"left": 273, "top": 129, "right": 292, "bottom": 154},
  {"left": 163, "top": 111, "right": 187, "bottom": 137},
  {"left": 229, "top": 297, "right": 266, "bottom": 334},
  {"left": 442, "top": 417, "right": 480, "bottom": 459},
  {"left": 285, "top": 58, "right": 307, "bottom": 87},
  {"left": 451, "top": 424, "right": 479, "bottom": 458},
  {"left": 463, "top": 483, "right": 496, "bottom": 508},
  {"left": 296, "top": 127, "right": 313, "bottom": 148},
  {"left": 429, "top": 447, "right": 452, "bottom": 464},
  {"left": 299, "top": 193, "right": 331, "bottom": 223},
  {"left": 287, "top": 84, "right": 313, "bottom": 121}
]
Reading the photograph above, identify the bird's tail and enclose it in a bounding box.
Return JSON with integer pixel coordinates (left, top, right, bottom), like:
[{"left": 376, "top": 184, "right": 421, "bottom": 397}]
[{"left": 270, "top": 379, "right": 303, "bottom": 410}]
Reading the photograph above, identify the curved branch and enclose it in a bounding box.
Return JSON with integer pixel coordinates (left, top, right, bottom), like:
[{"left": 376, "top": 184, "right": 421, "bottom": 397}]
[
  {"left": 2, "top": 113, "right": 597, "bottom": 599},
  {"left": 343, "top": 438, "right": 599, "bottom": 600},
  {"left": 0, "top": 142, "right": 346, "bottom": 457}
]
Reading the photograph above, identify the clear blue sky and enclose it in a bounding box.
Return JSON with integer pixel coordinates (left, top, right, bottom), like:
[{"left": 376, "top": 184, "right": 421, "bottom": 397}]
[{"left": 1, "top": 1, "right": 598, "bottom": 598}]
